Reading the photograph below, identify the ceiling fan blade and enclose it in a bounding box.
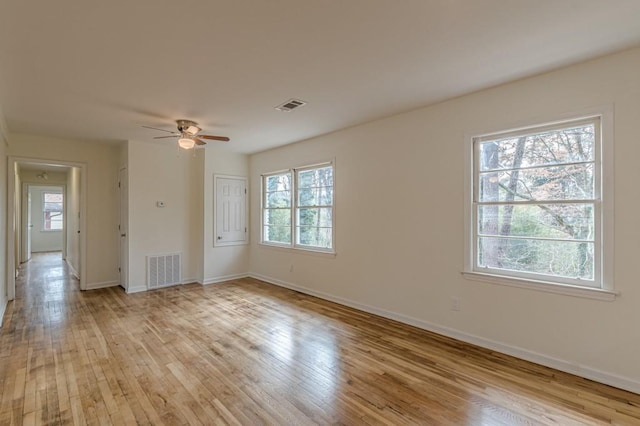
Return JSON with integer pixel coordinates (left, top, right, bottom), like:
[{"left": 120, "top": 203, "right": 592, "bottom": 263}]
[
  {"left": 153, "top": 135, "right": 179, "bottom": 139},
  {"left": 199, "top": 135, "right": 230, "bottom": 142},
  {"left": 194, "top": 138, "right": 207, "bottom": 146},
  {"left": 142, "top": 125, "right": 178, "bottom": 134}
]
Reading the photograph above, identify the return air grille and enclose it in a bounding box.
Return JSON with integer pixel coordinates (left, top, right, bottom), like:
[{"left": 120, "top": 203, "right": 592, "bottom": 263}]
[
  {"left": 275, "top": 98, "right": 307, "bottom": 112},
  {"left": 147, "top": 253, "right": 181, "bottom": 289}
]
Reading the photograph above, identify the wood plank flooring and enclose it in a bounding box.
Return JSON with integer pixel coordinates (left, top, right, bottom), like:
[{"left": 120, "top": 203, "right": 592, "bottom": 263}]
[{"left": 1, "top": 253, "right": 639, "bottom": 425}]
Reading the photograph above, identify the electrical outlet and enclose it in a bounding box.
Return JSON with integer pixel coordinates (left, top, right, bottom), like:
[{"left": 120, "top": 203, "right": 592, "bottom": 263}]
[{"left": 451, "top": 296, "right": 460, "bottom": 311}]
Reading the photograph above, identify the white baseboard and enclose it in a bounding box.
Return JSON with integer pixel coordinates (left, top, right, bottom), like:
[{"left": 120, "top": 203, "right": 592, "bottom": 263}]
[
  {"left": 249, "top": 272, "right": 640, "bottom": 395},
  {"left": 126, "top": 285, "right": 148, "bottom": 294},
  {"left": 85, "top": 280, "right": 119, "bottom": 290},
  {"left": 66, "top": 260, "right": 79, "bottom": 279},
  {"left": 202, "top": 273, "right": 249, "bottom": 285}
]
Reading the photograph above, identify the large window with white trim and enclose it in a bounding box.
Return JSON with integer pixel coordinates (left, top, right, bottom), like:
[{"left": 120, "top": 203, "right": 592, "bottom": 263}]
[
  {"left": 469, "top": 116, "right": 609, "bottom": 289},
  {"left": 262, "top": 163, "right": 334, "bottom": 251}
]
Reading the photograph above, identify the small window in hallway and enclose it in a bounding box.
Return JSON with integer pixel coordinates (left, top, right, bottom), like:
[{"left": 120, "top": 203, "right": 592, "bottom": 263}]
[{"left": 43, "top": 192, "right": 63, "bottom": 230}]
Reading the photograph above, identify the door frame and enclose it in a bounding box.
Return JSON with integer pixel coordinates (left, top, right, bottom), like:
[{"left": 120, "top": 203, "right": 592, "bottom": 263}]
[
  {"left": 118, "top": 167, "right": 128, "bottom": 291},
  {"left": 21, "top": 183, "right": 31, "bottom": 263},
  {"left": 7, "top": 156, "right": 88, "bottom": 299}
]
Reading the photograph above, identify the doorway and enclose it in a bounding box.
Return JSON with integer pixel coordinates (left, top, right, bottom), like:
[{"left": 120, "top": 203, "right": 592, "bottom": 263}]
[
  {"left": 7, "top": 157, "right": 87, "bottom": 300},
  {"left": 21, "top": 184, "right": 65, "bottom": 263}
]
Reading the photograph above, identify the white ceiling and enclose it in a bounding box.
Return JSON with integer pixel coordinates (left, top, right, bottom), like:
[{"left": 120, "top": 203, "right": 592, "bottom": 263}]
[{"left": 1, "top": 1, "right": 639, "bottom": 154}]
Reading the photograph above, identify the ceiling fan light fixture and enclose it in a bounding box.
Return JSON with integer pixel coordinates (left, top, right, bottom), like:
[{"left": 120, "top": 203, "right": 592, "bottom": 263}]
[
  {"left": 185, "top": 125, "right": 201, "bottom": 135},
  {"left": 178, "top": 137, "right": 196, "bottom": 149}
]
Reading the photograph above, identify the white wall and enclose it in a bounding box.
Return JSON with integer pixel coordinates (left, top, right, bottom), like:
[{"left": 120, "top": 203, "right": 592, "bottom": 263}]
[
  {"left": 28, "top": 185, "right": 63, "bottom": 252},
  {"left": 0, "top": 105, "right": 8, "bottom": 324},
  {"left": 124, "top": 141, "right": 249, "bottom": 290},
  {"left": 202, "top": 145, "right": 250, "bottom": 283},
  {"left": 249, "top": 47, "right": 640, "bottom": 392},
  {"left": 126, "top": 140, "right": 202, "bottom": 291},
  {"left": 8, "top": 134, "right": 120, "bottom": 288}
]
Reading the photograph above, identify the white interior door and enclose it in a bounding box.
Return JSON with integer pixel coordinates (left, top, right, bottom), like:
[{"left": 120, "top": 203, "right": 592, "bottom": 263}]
[
  {"left": 119, "top": 167, "right": 128, "bottom": 290},
  {"left": 215, "top": 176, "right": 247, "bottom": 246}
]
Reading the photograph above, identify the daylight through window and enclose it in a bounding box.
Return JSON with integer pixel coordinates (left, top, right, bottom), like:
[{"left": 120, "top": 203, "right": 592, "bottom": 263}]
[
  {"left": 43, "top": 192, "right": 64, "bottom": 231},
  {"left": 472, "top": 117, "right": 603, "bottom": 288},
  {"left": 262, "top": 163, "right": 334, "bottom": 252}
]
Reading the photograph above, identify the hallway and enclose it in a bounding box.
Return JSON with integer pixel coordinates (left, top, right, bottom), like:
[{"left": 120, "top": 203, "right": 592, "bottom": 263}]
[
  {"left": 15, "top": 251, "right": 77, "bottom": 303},
  {"left": 0, "top": 252, "right": 85, "bottom": 423}
]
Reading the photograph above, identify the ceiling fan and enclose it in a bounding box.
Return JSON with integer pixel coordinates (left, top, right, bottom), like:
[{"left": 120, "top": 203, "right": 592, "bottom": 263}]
[{"left": 143, "top": 119, "right": 230, "bottom": 149}]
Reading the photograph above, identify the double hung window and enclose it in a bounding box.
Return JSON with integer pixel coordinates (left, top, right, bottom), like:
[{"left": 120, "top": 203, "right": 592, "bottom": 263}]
[
  {"left": 468, "top": 115, "right": 611, "bottom": 291},
  {"left": 262, "top": 163, "right": 334, "bottom": 252}
]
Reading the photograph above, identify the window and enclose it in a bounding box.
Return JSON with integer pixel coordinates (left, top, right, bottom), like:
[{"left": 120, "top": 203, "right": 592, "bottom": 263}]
[
  {"left": 467, "top": 115, "right": 611, "bottom": 291},
  {"left": 43, "top": 192, "right": 63, "bottom": 231},
  {"left": 263, "top": 172, "right": 292, "bottom": 244},
  {"left": 296, "top": 165, "right": 333, "bottom": 249},
  {"left": 262, "top": 163, "right": 334, "bottom": 252}
]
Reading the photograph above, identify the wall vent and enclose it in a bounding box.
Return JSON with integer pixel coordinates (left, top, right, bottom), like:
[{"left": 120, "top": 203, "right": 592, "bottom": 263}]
[
  {"left": 275, "top": 98, "right": 307, "bottom": 112},
  {"left": 147, "top": 253, "right": 181, "bottom": 289}
]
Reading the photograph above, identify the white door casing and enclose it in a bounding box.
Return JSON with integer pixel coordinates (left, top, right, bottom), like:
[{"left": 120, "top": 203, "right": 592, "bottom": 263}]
[
  {"left": 119, "top": 167, "right": 129, "bottom": 291},
  {"left": 22, "top": 185, "right": 32, "bottom": 262}
]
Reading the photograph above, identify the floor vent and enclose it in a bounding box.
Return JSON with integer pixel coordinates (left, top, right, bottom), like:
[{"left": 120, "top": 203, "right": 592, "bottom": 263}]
[{"left": 147, "top": 253, "right": 181, "bottom": 289}]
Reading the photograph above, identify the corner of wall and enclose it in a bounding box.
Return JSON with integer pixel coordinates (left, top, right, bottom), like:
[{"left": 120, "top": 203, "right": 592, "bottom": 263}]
[{"left": 0, "top": 101, "right": 9, "bottom": 324}]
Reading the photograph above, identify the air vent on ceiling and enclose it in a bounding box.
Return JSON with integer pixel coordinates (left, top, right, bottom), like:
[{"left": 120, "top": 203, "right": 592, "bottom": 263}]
[{"left": 275, "top": 98, "right": 307, "bottom": 112}]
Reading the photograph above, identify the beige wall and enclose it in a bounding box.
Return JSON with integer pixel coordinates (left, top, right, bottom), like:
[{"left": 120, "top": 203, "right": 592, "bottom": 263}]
[
  {"left": 249, "top": 47, "right": 640, "bottom": 392},
  {"left": 202, "top": 145, "right": 250, "bottom": 283},
  {"left": 126, "top": 140, "right": 202, "bottom": 290},
  {"left": 0, "top": 110, "right": 7, "bottom": 323},
  {"left": 125, "top": 141, "right": 249, "bottom": 289},
  {"left": 8, "top": 134, "right": 120, "bottom": 287},
  {"left": 19, "top": 169, "right": 67, "bottom": 184}
]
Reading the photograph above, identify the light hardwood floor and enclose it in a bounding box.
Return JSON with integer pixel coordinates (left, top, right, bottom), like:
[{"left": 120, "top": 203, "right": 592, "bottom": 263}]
[{"left": 1, "top": 253, "right": 639, "bottom": 425}]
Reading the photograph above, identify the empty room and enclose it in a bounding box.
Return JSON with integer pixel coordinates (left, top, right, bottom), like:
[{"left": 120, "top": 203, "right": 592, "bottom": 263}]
[{"left": 0, "top": 1, "right": 640, "bottom": 424}]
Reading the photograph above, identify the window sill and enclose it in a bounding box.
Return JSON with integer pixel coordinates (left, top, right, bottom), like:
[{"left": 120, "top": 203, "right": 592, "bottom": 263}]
[
  {"left": 462, "top": 271, "right": 618, "bottom": 301},
  {"left": 41, "top": 229, "right": 63, "bottom": 233},
  {"left": 258, "top": 242, "right": 336, "bottom": 258}
]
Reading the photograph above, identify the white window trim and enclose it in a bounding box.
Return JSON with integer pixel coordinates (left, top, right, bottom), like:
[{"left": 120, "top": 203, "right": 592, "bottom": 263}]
[
  {"left": 260, "top": 161, "right": 336, "bottom": 255},
  {"left": 463, "top": 106, "right": 615, "bottom": 300}
]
